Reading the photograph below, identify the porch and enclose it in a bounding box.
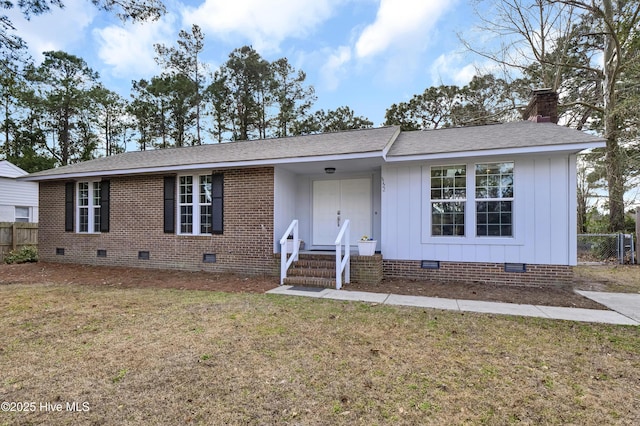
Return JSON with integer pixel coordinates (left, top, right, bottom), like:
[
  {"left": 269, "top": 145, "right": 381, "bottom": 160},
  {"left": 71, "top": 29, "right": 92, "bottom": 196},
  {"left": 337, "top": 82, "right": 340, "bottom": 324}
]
[{"left": 277, "top": 251, "right": 383, "bottom": 288}]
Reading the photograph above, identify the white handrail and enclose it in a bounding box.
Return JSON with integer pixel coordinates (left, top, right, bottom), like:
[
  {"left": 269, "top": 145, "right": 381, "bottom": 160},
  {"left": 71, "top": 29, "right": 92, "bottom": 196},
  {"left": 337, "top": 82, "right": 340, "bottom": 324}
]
[
  {"left": 279, "top": 220, "right": 299, "bottom": 285},
  {"left": 334, "top": 219, "right": 350, "bottom": 289}
]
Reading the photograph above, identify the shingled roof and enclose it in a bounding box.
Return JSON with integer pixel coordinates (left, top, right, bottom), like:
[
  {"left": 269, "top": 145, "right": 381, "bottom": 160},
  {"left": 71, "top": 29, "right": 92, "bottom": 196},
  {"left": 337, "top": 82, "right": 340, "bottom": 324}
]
[
  {"left": 24, "top": 122, "right": 604, "bottom": 181},
  {"left": 25, "top": 126, "right": 401, "bottom": 180},
  {"left": 387, "top": 121, "right": 605, "bottom": 158}
]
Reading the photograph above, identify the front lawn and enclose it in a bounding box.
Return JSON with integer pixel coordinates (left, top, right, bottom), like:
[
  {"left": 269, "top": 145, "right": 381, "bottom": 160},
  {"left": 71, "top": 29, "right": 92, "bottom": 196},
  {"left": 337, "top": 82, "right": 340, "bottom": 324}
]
[{"left": 1, "top": 283, "right": 638, "bottom": 425}]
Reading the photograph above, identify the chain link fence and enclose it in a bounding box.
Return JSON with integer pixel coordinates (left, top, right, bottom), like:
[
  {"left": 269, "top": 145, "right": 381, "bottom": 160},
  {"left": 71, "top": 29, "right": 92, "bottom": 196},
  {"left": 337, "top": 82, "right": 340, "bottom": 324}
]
[{"left": 577, "top": 233, "right": 636, "bottom": 264}]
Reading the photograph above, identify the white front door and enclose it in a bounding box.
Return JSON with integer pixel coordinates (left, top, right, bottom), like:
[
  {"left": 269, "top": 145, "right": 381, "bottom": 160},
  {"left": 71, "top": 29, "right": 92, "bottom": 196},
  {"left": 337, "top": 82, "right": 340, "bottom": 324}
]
[{"left": 312, "top": 178, "right": 372, "bottom": 246}]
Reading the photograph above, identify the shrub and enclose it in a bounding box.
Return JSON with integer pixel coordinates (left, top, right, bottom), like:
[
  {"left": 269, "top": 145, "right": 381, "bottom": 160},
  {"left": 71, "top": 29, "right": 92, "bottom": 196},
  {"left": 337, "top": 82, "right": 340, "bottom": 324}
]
[{"left": 4, "top": 246, "right": 38, "bottom": 264}]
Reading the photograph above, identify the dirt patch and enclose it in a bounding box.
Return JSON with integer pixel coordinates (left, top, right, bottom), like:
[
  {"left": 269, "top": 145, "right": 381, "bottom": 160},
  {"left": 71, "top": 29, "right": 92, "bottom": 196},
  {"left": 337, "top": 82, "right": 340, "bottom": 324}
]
[
  {"left": 347, "top": 279, "right": 604, "bottom": 309},
  {"left": 1, "top": 262, "right": 606, "bottom": 309},
  {"left": 0, "top": 262, "right": 277, "bottom": 293}
]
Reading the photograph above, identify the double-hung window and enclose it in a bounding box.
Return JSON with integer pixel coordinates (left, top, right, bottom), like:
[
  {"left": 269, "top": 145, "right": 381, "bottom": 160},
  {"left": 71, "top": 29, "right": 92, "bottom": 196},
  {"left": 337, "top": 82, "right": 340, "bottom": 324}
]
[
  {"left": 65, "top": 180, "right": 110, "bottom": 234},
  {"left": 15, "top": 207, "right": 30, "bottom": 222},
  {"left": 78, "top": 181, "right": 101, "bottom": 233},
  {"left": 430, "top": 165, "right": 466, "bottom": 236},
  {"left": 428, "top": 162, "right": 514, "bottom": 238},
  {"left": 475, "top": 163, "right": 514, "bottom": 237},
  {"left": 178, "top": 175, "right": 213, "bottom": 235}
]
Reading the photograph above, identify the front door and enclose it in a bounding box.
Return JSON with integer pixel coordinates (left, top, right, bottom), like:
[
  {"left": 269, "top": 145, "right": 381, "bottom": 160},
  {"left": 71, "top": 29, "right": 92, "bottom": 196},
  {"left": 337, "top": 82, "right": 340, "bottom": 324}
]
[{"left": 312, "top": 178, "right": 372, "bottom": 246}]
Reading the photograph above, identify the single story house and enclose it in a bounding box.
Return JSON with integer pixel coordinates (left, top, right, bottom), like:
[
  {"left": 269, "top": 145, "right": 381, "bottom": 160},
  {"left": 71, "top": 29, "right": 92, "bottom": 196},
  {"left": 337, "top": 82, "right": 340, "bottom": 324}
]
[
  {"left": 24, "top": 91, "right": 605, "bottom": 287},
  {"left": 0, "top": 160, "right": 38, "bottom": 223}
]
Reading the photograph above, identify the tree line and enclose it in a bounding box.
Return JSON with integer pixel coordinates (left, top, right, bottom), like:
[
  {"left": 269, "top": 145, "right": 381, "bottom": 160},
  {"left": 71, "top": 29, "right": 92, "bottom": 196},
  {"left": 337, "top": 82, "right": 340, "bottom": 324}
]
[
  {"left": 1, "top": 31, "right": 374, "bottom": 169},
  {"left": 1, "top": 0, "right": 639, "bottom": 233}
]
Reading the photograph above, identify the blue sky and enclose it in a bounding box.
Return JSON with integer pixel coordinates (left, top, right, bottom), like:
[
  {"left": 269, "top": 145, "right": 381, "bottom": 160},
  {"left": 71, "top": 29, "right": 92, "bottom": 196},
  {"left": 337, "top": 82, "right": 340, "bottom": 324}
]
[{"left": 8, "top": 0, "right": 494, "bottom": 128}]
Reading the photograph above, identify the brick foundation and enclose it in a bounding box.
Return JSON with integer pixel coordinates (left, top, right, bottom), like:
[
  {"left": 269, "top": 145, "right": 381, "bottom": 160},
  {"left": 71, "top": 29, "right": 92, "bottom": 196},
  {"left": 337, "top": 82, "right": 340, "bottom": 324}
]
[
  {"left": 383, "top": 260, "right": 573, "bottom": 287},
  {"left": 39, "top": 168, "right": 276, "bottom": 276}
]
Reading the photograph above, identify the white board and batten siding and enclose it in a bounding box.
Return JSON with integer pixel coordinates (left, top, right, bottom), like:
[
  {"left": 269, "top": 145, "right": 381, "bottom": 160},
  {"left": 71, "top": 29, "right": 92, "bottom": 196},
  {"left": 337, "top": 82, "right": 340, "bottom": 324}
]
[
  {"left": 0, "top": 161, "right": 39, "bottom": 223},
  {"left": 381, "top": 153, "right": 577, "bottom": 266},
  {"left": 273, "top": 168, "right": 299, "bottom": 251},
  {"left": 273, "top": 167, "right": 383, "bottom": 252}
]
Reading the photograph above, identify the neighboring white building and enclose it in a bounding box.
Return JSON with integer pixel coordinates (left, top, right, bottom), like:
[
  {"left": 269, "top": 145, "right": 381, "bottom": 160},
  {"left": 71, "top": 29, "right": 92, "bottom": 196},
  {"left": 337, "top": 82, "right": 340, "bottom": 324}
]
[{"left": 0, "top": 160, "right": 39, "bottom": 222}]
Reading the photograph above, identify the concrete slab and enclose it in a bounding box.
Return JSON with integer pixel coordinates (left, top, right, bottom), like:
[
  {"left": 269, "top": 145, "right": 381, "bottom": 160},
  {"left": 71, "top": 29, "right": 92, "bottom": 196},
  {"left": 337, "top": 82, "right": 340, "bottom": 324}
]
[
  {"left": 456, "top": 300, "right": 544, "bottom": 318},
  {"left": 576, "top": 291, "right": 640, "bottom": 323},
  {"left": 266, "top": 286, "right": 639, "bottom": 325},
  {"left": 266, "top": 285, "right": 329, "bottom": 298},
  {"left": 385, "top": 294, "right": 459, "bottom": 310},
  {"left": 322, "top": 290, "right": 389, "bottom": 303},
  {"left": 535, "top": 305, "right": 638, "bottom": 325}
]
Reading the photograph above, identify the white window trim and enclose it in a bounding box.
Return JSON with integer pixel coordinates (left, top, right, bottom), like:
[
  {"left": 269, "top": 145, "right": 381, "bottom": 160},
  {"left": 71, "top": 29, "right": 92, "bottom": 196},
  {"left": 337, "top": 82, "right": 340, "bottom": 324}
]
[
  {"left": 14, "top": 206, "right": 31, "bottom": 223},
  {"left": 421, "top": 160, "right": 524, "bottom": 246},
  {"left": 76, "top": 180, "right": 101, "bottom": 234},
  {"left": 429, "top": 164, "right": 467, "bottom": 237},
  {"left": 177, "top": 174, "right": 212, "bottom": 236},
  {"left": 474, "top": 162, "right": 515, "bottom": 238}
]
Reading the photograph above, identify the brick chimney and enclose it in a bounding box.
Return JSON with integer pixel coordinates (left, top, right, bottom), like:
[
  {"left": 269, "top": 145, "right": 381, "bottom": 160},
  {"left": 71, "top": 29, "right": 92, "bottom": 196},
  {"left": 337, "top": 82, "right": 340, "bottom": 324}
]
[{"left": 522, "top": 88, "right": 558, "bottom": 124}]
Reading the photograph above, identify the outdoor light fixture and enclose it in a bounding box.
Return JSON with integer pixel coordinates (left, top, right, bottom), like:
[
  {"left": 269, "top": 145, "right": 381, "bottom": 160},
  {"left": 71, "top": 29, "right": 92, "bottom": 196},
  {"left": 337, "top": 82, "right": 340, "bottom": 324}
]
[{"left": 325, "top": 167, "right": 336, "bottom": 174}]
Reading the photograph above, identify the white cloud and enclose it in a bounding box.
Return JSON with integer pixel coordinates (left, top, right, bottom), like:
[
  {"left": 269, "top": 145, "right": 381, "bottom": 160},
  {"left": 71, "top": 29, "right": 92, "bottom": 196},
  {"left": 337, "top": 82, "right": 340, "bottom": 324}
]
[
  {"left": 6, "top": 0, "right": 97, "bottom": 61},
  {"left": 355, "top": 0, "right": 454, "bottom": 59},
  {"left": 181, "top": 0, "right": 344, "bottom": 52},
  {"left": 94, "top": 16, "right": 176, "bottom": 78},
  {"left": 430, "top": 52, "right": 482, "bottom": 86},
  {"left": 320, "top": 45, "right": 352, "bottom": 90}
]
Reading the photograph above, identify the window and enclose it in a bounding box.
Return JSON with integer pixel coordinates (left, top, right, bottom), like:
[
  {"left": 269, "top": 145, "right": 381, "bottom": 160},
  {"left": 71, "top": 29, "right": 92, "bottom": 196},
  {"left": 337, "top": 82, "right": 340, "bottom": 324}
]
[
  {"left": 78, "top": 181, "right": 101, "bottom": 233},
  {"left": 475, "top": 162, "right": 514, "bottom": 237},
  {"left": 430, "top": 165, "right": 466, "bottom": 236},
  {"left": 427, "top": 162, "right": 515, "bottom": 239},
  {"left": 178, "top": 175, "right": 215, "bottom": 235},
  {"left": 66, "top": 180, "right": 109, "bottom": 233},
  {"left": 15, "top": 207, "right": 30, "bottom": 222},
  {"left": 179, "top": 176, "right": 193, "bottom": 233},
  {"left": 199, "top": 175, "right": 213, "bottom": 234}
]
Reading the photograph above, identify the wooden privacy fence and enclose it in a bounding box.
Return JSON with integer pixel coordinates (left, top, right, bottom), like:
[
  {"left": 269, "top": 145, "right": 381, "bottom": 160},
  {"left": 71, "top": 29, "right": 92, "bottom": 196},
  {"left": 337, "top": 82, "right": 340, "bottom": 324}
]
[{"left": 0, "top": 222, "right": 38, "bottom": 262}]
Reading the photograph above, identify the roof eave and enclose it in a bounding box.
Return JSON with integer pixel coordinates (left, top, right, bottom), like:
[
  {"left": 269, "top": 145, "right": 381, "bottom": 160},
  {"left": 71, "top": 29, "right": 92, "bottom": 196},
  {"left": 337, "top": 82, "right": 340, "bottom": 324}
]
[
  {"left": 22, "top": 151, "right": 386, "bottom": 181},
  {"left": 385, "top": 141, "right": 606, "bottom": 162}
]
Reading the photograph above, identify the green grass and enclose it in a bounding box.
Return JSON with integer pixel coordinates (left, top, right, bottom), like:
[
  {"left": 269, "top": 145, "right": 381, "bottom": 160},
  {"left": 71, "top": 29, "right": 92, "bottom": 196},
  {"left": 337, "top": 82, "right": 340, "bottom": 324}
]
[{"left": 0, "top": 282, "right": 638, "bottom": 425}]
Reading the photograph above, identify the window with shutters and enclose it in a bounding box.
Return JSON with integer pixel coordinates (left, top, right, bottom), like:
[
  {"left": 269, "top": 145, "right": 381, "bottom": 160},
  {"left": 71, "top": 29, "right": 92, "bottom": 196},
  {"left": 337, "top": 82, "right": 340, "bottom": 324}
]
[
  {"left": 78, "top": 181, "right": 101, "bottom": 233},
  {"left": 176, "top": 173, "right": 223, "bottom": 235},
  {"left": 66, "top": 180, "right": 109, "bottom": 234}
]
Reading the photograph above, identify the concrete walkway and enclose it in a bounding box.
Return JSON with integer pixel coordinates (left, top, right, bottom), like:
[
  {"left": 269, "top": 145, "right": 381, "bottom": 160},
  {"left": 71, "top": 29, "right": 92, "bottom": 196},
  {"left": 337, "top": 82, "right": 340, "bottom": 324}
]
[
  {"left": 576, "top": 291, "right": 640, "bottom": 323},
  {"left": 267, "top": 285, "right": 639, "bottom": 326}
]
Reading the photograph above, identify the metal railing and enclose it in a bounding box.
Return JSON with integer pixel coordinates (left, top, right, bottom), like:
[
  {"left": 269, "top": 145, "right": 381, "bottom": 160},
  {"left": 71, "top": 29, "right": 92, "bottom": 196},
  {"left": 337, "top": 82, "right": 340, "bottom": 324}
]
[
  {"left": 279, "top": 220, "right": 299, "bottom": 285},
  {"left": 334, "top": 219, "right": 350, "bottom": 289}
]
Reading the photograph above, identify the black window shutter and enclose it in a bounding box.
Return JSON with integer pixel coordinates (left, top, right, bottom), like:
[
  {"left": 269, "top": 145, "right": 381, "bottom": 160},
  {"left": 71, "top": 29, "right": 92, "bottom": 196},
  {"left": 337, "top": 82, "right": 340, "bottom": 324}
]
[
  {"left": 212, "top": 173, "right": 224, "bottom": 234},
  {"left": 64, "top": 182, "right": 74, "bottom": 232},
  {"left": 164, "top": 176, "right": 176, "bottom": 233},
  {"left": 100, "top": 180, "right": 110, "bottom": 233}
]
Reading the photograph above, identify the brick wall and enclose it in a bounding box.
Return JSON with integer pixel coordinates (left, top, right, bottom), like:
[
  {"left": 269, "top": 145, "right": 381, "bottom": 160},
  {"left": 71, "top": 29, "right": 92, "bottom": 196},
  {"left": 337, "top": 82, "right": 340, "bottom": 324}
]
[
  {"left": 39, "top": 168, "right": 276, "bottom": 275},
  {"left": 351, "top": 254, "right": 383, "bottom": 285},
  {"left": 383, "top": 260, "right": 573, "bottom": 286}
]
